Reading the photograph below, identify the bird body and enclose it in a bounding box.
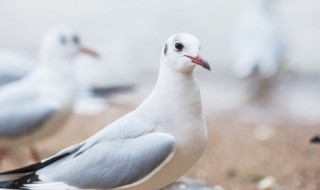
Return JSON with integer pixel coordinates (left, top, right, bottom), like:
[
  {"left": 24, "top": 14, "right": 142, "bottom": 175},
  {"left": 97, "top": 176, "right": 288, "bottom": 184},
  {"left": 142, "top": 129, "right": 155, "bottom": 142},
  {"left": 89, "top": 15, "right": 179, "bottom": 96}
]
[
  {"left": 0, "top": 62, "right": 75, "bottom": 148},
  {"left": 125, "top": 69, "right": 206, "bottom": 190},
  {"left": 0, "top": 33, "right": 210, "bottom": 190}
]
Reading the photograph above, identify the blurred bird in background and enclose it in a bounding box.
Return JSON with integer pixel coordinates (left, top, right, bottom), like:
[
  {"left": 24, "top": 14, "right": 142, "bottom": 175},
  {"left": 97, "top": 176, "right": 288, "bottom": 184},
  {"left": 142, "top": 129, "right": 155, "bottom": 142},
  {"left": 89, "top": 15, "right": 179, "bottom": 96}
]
[
  {"left": 0, "top": 26, "right": 98, "bottom": 164},
  {"left": 233, "top": 0, "right": 286, "bottom": 106},
  {"left": 0, "top": 34, "right": 135, "bottom": 116}
]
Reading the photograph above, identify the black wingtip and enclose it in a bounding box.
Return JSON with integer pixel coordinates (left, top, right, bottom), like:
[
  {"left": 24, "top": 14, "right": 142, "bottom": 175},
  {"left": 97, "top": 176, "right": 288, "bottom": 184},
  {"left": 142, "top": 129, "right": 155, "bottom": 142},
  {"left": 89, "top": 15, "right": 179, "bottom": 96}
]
[
  {"left": 0, "top": 173, "right": 40, "bottom": 189},
  {"left": 310, "top": 135, "right": 320, "bottom": 143}
]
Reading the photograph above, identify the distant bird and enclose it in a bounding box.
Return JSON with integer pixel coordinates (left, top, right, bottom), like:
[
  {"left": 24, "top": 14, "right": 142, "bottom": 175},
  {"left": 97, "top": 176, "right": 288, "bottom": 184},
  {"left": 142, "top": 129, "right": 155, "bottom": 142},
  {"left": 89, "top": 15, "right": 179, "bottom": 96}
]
[
  {"left": 233, "top": 0, "right": 286, "bottom": 79},
  {"left": 0, "top": 42, "right": 135, "bottom": 116},
  {"left": 233, "top": 0, "right": 286, "bottom": 104},
  {"left": 310, "top": 135, "right": 320, "bottom": 143},
  {"left": 0, "top": 50, "right": 35, "bottom": 86},
  {"left": 0, "top": 33, "right": 210, "bottom": 190},
  {"left": 0, "top": 26, "right": 98, "bottom": 162}
]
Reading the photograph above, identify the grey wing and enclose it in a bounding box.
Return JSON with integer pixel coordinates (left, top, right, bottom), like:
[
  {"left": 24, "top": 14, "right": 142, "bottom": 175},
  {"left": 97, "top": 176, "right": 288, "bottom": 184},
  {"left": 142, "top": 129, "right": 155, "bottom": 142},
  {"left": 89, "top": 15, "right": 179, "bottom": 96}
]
[
  {"left": 0, "top": 51, "right": 35, "bottom": 86},
  {"left": 37, "top": 132, "right": 176, "bottom": 189},
  {"left": 0, "top": 91, "right": 60, "bottom": 138}
]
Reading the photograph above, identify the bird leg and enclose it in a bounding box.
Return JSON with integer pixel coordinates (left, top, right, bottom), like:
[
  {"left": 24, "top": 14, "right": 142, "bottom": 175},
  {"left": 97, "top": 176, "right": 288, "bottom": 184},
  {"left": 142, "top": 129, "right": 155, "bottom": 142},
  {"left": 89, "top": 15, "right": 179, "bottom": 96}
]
[{"left": 29, "top": 146, "right": 41, "bottom": 162}]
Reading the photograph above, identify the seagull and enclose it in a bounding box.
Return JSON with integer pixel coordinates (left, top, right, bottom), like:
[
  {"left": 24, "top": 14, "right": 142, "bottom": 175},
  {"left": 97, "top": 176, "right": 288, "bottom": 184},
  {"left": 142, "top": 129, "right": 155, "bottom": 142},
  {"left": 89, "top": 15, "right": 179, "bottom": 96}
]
[
  {"left": 0, "top": 40, "right": 134, "bottom": 116},
  {"left": 233, "top": 0, "right": 286, "bottom": 104},
  {"left": 0, "top": 33, "right": 210, "bottom": 190},
  {"left": 310, "top": 135, "right": 320, "bottom": 143},
  {"left": 0, "top": 26, "right": 98, "bottom": 162},
  {"left": 233, "top": 0, "right": 286, "bottom": 79},
  {"left": 0, "top": 50, "right": 36, "bottom": 87}
]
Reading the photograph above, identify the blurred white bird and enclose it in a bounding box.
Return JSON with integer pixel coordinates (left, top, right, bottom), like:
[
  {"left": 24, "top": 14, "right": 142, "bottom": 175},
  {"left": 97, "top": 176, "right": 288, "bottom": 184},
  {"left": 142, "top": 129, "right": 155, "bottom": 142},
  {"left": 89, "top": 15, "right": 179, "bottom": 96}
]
[
  {"left": 0, "top": 33, "right": 210, "bottom": 190},
  {"left": 233, "top": 0, "right": 286, "bottom": 79},
  {"left": 0, "top": 50, "right": 35, "bottom": 86},
  {"left": 0, "top": 26, "right": 98, "bottom": 162},
  {"left": 233, "top": 0, "right": 286, "bottom": 104},
  {"left": 0, "top": 35, "right": 134, "bottom": 116}
]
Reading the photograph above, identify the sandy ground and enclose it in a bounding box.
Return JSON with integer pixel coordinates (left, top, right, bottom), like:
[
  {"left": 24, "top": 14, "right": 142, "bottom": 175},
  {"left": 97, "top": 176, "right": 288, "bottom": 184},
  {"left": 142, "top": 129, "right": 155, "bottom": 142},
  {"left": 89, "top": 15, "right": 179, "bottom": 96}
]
[{"left": 1, "top": 97, "right": 319, "bottom": 190}]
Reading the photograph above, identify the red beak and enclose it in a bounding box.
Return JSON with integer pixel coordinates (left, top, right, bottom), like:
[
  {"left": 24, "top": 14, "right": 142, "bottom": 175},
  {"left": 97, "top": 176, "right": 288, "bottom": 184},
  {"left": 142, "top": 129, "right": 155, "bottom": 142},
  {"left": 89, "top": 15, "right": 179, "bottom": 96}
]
[
  {"left": 79, "top": 47, "right": 99, "bottom": 58},
  {"left": 185, "top": 55, "right": 211, "bottom": 70}
]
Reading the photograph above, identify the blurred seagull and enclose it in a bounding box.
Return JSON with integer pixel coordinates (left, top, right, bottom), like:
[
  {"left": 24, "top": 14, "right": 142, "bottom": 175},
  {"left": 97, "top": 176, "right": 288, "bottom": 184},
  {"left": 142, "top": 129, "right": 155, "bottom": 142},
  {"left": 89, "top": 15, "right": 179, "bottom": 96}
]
[
  {"left": 0, "top": 33, "right": 210, "bottom": 190},
  {"left": 0, "top": 26, "right": 98, "bottom": 162},
  {"left": 233, "top": 0, "right": 286, "bottom": 104},
  {"left": 233, "top": 0, "right": 286, "bottom": 79},
  {"left": 0, "top": 50, "right": 35, "bottom": 86},
  {"left": 0, "top": 44, "right": 135, "bottom": 116},
  {"left": 310, "top": 135, "right": 320, "bottom": 143}
]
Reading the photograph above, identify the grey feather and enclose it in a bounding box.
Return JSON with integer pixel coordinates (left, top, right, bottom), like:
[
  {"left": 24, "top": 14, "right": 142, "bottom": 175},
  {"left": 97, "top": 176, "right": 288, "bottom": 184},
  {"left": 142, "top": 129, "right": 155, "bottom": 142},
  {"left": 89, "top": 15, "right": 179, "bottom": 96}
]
[
  {"left": 0, "top": 89, "right": 58, "bottom": 138},
  {"left": 37, "top": 132, "right": 175, "bottom": 189},
  {"left": 0, "top": 75, "right": 23, "bottom": 86}
]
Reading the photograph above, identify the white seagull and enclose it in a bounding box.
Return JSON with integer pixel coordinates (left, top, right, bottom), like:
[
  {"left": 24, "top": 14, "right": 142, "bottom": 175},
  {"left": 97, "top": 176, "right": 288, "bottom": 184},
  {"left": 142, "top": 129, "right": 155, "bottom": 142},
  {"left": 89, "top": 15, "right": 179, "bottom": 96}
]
[
  {"left": 0, "top": 26, "right": 98, "bottom": 162},
  {"left": 233, "top": 0, "right": 286, "bottom": 79},
  {"left": 0, "top": 33, "right": 210, "bottom": 190}
]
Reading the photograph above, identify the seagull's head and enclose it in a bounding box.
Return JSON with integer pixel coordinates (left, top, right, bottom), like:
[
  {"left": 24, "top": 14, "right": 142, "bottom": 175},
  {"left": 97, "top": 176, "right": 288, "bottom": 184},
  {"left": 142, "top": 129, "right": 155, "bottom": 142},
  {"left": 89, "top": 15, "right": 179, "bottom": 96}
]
[
  {"left": 40, "top": 26, "right": 98, "bottom": 62},
  {"left": 161, "top": 33, "right": 210, "bottom": 73}
]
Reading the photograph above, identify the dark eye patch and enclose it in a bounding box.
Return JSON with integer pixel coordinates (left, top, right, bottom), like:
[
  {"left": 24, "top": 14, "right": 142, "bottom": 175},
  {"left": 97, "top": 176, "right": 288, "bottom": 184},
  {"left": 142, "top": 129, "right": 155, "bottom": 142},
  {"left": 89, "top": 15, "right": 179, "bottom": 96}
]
[
  {"left": 73, "top": 36, "right": 80, "bottom": 44},
  {"left": 174, "top": 42, "right": 184, "bottom": 51},
  {"left": 164, "top": 44, "right": 168, "bottom": 55}
]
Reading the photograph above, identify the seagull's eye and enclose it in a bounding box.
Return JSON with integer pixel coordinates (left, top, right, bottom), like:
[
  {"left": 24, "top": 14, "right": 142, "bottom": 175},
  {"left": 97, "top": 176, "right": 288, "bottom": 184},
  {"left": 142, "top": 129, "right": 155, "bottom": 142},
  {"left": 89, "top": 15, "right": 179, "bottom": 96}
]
[
  {"left": 60, "top": 36, "right": 67, "bottom": 45},
  {"left": 73, "top": 36, "right": 80, "bottom": 44},
  {"left": 174, "top": 42, "right": 184, "bottom": 51}
]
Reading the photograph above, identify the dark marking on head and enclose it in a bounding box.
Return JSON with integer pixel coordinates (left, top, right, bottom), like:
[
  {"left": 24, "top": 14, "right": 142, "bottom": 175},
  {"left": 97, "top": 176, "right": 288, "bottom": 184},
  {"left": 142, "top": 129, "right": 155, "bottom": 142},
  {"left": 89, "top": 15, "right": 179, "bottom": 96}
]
[
  {"left": 73, "top": 35, "right": 80, "bottom": 44},
  {"left": 164, "top": 44, "right": 168, "bottom": 55}
]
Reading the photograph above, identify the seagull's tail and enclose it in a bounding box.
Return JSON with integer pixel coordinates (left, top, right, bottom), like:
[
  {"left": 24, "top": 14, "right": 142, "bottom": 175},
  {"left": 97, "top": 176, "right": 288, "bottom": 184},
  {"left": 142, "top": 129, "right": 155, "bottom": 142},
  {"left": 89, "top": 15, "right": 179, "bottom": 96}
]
[
  {"left": 0, "top": 153, "right": 70, "bottom": 189},
  {"left": 0, "top": 173, "right": 39, "bottom": 189}
]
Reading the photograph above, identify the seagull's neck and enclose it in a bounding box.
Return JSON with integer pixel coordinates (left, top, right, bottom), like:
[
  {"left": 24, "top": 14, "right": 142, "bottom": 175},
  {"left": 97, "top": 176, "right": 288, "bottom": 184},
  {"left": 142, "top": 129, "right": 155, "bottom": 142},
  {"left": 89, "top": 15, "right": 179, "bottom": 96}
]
[
  {"left": 138, "top": 63, "right": 203, "bottom": 120},
  {"left": 36, "top": 59, "right": 75, "bottom": 83},
  {"left": 156, "top": 65, "right": 197, "bottom": 94},
  {"left": 31, "top": 59, "right": 76, "bottom": 101}
]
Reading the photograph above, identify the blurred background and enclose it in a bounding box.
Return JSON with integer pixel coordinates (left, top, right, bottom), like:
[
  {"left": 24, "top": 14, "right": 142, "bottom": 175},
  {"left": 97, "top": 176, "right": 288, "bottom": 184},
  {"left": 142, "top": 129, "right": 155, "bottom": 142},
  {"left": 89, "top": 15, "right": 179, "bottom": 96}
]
[{"left": 0, "top": 0, "right": 319, "bottom": 189}]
